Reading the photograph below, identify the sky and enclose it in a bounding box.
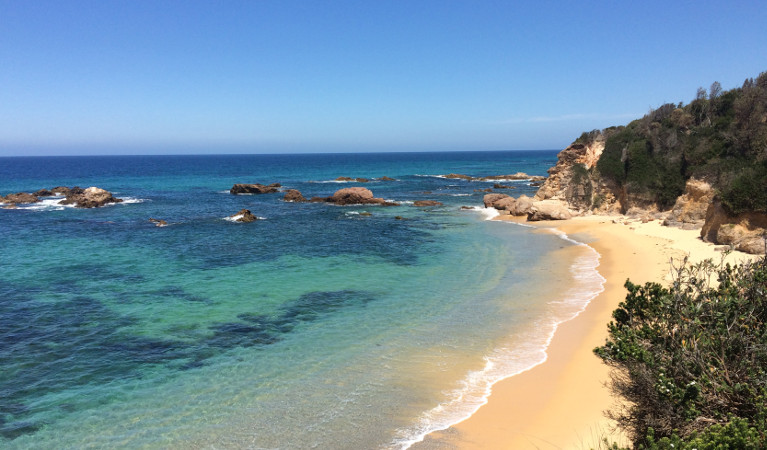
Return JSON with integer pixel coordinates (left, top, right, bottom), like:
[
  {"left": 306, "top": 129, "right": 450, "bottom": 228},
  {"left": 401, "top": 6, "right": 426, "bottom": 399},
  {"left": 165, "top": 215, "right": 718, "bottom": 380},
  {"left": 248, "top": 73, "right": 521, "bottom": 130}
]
[{"left": 1, "top": 0, "right": 765, "bottom": 156}]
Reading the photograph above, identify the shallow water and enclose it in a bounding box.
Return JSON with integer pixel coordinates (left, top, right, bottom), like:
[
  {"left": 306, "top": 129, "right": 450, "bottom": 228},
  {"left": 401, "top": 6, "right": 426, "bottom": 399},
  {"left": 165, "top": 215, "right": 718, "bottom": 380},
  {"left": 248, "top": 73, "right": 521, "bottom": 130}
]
[{"left": 0, "top": 151, "right": 602, "bottom": 448}]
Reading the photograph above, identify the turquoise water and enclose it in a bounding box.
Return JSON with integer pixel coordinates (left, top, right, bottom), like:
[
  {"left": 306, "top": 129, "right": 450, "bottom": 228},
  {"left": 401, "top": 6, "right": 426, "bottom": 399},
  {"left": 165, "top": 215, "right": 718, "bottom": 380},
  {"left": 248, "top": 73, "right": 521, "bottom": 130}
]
[{"left": 0, "top": 151, "right": 603, "bottom": 448}]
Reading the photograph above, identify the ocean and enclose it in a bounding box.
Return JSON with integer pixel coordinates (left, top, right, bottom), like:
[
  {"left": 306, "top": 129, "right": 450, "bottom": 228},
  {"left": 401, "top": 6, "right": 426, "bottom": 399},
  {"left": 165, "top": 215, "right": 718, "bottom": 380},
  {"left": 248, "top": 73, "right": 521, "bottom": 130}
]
[{"left": 0, "top": 151, "right": 604, "bottom": 449}]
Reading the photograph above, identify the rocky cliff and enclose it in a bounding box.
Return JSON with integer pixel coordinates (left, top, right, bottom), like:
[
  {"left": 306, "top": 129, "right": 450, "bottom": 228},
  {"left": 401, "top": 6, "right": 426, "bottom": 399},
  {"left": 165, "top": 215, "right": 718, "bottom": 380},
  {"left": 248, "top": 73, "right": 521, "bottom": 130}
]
[{"left": 530, "top": 71, "right": 767, "bottom": 254}]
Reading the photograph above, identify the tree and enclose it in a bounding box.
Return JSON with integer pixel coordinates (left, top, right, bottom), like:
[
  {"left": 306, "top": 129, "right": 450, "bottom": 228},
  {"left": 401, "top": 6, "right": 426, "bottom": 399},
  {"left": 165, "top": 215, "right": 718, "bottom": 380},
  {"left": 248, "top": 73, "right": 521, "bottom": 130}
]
[{"left": 709, "top": 81, "right": 722, "bottom": 99}]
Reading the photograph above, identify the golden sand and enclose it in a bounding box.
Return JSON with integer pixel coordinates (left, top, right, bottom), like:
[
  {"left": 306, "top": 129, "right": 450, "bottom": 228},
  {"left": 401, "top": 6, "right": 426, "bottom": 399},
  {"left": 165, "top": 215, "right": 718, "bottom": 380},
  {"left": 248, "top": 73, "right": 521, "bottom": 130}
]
[{"left": 414, "top": 215, "right": 758, "bottom": 449}]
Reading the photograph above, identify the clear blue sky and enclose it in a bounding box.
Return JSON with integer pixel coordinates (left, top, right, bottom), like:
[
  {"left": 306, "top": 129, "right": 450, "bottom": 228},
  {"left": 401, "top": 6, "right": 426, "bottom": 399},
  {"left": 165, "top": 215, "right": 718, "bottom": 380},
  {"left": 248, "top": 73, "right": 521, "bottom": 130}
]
[{"left": 1, "top": 0, "right": 765, "bottom": 156}]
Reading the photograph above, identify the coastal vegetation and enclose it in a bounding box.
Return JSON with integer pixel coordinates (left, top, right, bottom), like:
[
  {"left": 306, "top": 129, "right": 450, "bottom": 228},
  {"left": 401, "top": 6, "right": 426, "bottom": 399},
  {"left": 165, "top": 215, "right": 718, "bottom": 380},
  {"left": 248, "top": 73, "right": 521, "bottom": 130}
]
[
  {"left": 595, "top": 256, "right": 767, "bottom": 448},
  {"left": 591, "top": 71, "right": 767, "bottom": 214}
]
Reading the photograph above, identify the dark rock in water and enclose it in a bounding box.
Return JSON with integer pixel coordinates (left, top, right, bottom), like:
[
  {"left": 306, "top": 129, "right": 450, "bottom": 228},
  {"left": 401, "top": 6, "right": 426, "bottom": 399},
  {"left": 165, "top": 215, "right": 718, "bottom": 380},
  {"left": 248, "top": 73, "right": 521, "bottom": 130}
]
[
  {"left": 377, "top": 176, "right": 396, "bottom": 181},
  {"left": 319, "top": 187, "right": 399, "bottom": 206},
  {"left": 34, "top": 189, "right": 53, "bottom": 197},
  {"left": 443, "top": 173, "right": 473, "bottom": 180},
  {"left": 2, "top": 192, "right": 39, "bottom": 205},
  {"left": 460, "top": 206, "right": 474, "bottom": 210},
  {"left": 493, "top": 183, "right": 515, "bottom": 189},
  {"left": 228, "top": 209, "right": 258, "bottom": 223},
  {"left": 359, "top": 211, "right": 372, "bottom": 216},
  {"left": 283, "top": 189, "right": 307, "bottom": 202},
  {"left": 309, "top": 196, "right": 326, "bottom": 203},
  {"left": 149, "top": 218, "right": 168, "bottom": 227},
  {"left": 395, "top": 216, "right": 406, "bottom": 220},
  {"left": 335, "top": 177, "right": 370, "bottom": 183},
  {"left": 413, "top": 200, "right": 442, "bottom": 207},
  {"left": 530, "top": 181, "right": 542, "bottom": 187},
  {"left": 51, "top": 186, "right": 71, "bottom": 196},
  {"left": 59, "top": 187, "right": 123, "bottom": 208},
  {"left": 474, "top": 188, "right": 493, "bottom": 192},
  {"left": 230, "top": 183, "right": 281, "bottom": 195}
]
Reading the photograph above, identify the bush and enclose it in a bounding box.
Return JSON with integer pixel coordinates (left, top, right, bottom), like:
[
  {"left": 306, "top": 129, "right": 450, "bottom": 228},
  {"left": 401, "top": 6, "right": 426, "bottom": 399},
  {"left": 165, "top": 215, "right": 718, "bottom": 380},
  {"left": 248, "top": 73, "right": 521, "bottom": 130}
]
[{"left": 595, "top": 256, "right": 767, "bottom": 448}]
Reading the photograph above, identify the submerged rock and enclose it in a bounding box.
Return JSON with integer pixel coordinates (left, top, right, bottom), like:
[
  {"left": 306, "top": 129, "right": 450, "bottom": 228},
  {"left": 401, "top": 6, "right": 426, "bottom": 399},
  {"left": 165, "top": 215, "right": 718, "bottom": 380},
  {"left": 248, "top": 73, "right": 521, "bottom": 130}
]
[
  {"left": 413, "top": 200, "right": 442, "bottom": 207},
  {"left": 230, "top": 183, "right": 281, "bottom": 195},
  {"left": 149, "top": 218, "right": 168, "bottom": 227},
  {"left": 335, "top": 177, "right": 370, "bottom": 183}
]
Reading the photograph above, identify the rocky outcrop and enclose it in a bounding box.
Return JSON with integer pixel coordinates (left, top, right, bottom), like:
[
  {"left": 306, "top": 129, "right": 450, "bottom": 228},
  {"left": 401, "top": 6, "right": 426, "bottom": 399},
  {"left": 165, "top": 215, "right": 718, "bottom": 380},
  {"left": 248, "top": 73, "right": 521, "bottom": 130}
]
[
  {"left": 377, "top": 176, "right": 396, "bottom": 181},
  {"left": 483, "top": 193, "right": 509, "bottom": 208},
  {"left": 413, "top": 200, "right": 442, "bottom": 207},
  {"left": 2, "top": 192, "right": 40, "bottom": 205},
  {"left": 51, "top": 186, "right": 71, "bottom": 196},
  {"left": 534, "top": 136, "right": 612, "bottom": 213},
  {"left": 230, "top": 183, "right": 281, "bottom": 195},
  {"left": 663, "top": 179, "right": 715, "bottom": 229},
  {"left": 314, "top": 187, "right": 398, "bottom": 206},
  {"left": 283, "top": 189, "right": 307, "bottom": 202},
  {"left": 228, "top": 209, "right": 258, "bottom": 223},
  {"left": 701, "top": 201, "right": 767, "bottom": 255},
  {"left": 336, "top": 177, "right": 370, "bottom": 183},
  {"left": 527, "top": 200, "right": 573, "bottom": 221},
  {"left": 59, "top": 187, "right": 123, "bottom": 208}
]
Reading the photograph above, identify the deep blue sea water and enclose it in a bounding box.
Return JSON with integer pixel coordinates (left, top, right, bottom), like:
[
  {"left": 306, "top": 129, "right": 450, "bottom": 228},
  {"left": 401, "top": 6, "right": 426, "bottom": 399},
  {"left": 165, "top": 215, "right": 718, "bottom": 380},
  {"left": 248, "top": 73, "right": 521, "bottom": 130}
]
[{"left": 0, "top": 151, "right": 603, "bottom": 448}]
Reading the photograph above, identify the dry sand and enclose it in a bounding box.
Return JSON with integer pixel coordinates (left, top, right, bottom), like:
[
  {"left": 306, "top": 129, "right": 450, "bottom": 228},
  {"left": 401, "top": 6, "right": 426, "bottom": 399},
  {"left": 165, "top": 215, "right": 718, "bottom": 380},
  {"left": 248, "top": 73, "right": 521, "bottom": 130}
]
[{"left": 414, "top": 215, "right": 758, "bottom": 449}]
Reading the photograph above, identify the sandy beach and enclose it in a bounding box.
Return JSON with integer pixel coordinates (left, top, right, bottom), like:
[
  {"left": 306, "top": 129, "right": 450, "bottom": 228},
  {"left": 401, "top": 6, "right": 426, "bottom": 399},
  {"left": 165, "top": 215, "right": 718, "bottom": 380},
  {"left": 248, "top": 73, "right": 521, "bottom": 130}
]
[{"left": 415, "top": 214, "right": 759, "bottom": 449}]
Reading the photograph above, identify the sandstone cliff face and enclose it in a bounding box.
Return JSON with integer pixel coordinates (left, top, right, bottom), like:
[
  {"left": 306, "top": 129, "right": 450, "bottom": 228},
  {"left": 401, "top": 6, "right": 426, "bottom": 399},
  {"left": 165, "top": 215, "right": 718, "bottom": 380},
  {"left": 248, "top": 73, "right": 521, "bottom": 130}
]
[
  {"left": 534, "top": 135, "right": 621, "bottom": 213},
  {"left": 663, "top": 179, "right": 715, "bottom": 229},
  {"left": 701, "top": 201, "right": 767, "bottom": 255}
]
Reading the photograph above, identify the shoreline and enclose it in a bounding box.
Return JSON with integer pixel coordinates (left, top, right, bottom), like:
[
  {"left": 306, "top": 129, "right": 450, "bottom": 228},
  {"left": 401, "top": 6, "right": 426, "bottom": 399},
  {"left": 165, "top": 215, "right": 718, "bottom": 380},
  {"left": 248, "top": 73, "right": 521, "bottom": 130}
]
[{"left": 413, "top": 214, "right": 758, "bottom": 449}]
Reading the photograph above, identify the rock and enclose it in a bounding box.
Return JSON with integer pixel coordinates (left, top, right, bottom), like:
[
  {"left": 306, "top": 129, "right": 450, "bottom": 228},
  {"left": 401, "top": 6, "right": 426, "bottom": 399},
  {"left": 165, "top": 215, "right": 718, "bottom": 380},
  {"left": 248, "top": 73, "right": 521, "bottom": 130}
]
[
  {"left": 321, "top": 187, "right": 398, "bottom": 206},
  {"left": 3, "top": 204, "right": 17, "bottom": 209},
  {"left": 283, "top": 189, "right": 307, "bottom": 202},
  {"left": 483, "top": 193, "right": 509, "bottom": 208},
  {"left": 533, "top": 134, "right": 623, "bottom": 214},
  {"left": 34, "top": 189, "right": 53, "bottom": 197},
  {"left": 359, "top": 212, "right": 372, "bottom": 217},
  {"left": 493, "top": 184, "right": 515, "bottom": 189},
  {"left": 230, "top": 183, "right": 281, "bottom": 195},
  {"left": 395, "top": 216, "right": 406, "bottom": 220},
  {"left": 701, "top": 200, "right": 767, "bottom": 255},
  {"left": 443, "top": 173, "right": 473, "bottom": 180},
  {"left": 413, "top": 200, "right": 442, "bottom": 207},
  {"left": 663, "top": 179, "right": 715, "bottom": 228},
  {"left": 2, "top": 192, "right": 39, "bottom": 204},
  {"left": 488, "top": 195, "right": 534, "bottom": 216},
  {"left": 51, "top": 186, "right": 71, "bottom": 196},
  {"left": 478, "top": 173, "right": 544, "bottom": 181},
  {"left": 474, "top": 188, "right": 493, "bottom": 192},
  {"left": 228, "top": 209, "right": 258, "bottom": 223},
  {"left": 377, "top": 176, "right": 396, "bottom": 181},
  {"left": 59, "top": 187, "right": 123, "bottom": 208},
  {"left": 335, "top": 177, "right": 369, "bottom": 182},
  {"left": 491, "top": 197, "right": 517, "bottom": 211},
  {"left": 149, "top": 218, "right": 168, "bottom": 227},
  {"left": 527, "top": 200, "right": 573, "bottom": 221}
]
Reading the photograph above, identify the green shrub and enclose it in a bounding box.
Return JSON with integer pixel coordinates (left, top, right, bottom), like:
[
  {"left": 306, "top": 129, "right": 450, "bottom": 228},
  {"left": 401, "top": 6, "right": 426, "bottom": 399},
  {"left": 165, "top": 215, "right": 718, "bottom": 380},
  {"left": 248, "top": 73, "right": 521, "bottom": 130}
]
[{"left": 595, "top": 257, "right": 767, "bottom": 448}]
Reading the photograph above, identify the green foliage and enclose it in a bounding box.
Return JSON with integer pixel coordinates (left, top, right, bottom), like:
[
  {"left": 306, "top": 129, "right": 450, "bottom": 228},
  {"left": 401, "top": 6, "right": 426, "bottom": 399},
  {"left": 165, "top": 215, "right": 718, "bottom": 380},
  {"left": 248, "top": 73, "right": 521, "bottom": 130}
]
[
  {"left": 719, "top": 162, "right": 767, "bottom": 214},
  {"left": 595, "top": 257, "right": 767, "bottom": 448},
  {"left": 591, "top": 70, "right": 767, "bottom": 212}
]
